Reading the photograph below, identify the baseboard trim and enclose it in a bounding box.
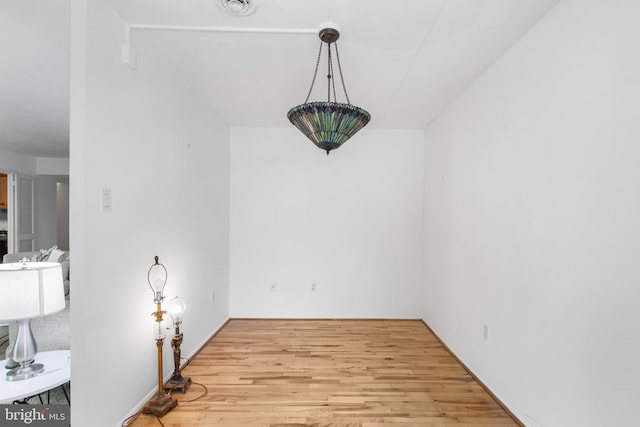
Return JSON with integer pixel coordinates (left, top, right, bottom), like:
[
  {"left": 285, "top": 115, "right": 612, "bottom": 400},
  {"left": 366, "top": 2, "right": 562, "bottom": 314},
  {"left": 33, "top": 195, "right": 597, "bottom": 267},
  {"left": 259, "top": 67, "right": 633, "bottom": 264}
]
[
  {"left": 420, "top": 320, "right": 524, "bottom": 427},
  {"left": 118, "top": 316, "right": 230, "bottom": 427},
  {"left": 180, "top": 317, "right": 231, "bottom": 371}
]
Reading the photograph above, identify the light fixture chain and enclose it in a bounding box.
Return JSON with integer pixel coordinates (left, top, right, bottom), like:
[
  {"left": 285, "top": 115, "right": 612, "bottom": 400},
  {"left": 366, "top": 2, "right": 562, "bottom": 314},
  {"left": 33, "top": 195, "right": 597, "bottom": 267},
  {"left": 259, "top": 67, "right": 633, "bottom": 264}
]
[
  {"left": 326, "top": 42, "right": 332, "bottom": 102},
  {"left": 334, "top": 42, "right": 351, "bottom": 104},
  {"left": 329, "top": 46, "right": 338, "bottom": 103},
  {"left": 304, "top": 42, "right": 323, "bottom": 104}
]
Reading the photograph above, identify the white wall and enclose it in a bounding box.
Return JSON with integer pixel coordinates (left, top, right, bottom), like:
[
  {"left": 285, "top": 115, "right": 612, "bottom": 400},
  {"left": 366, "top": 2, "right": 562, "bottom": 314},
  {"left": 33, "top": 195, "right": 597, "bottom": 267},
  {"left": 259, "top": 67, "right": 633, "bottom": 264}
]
[
  {"left": 0, "top": 152, "right": 67, "bottom": 177},
  {"left": 37, "top": 157, "right": 69, "bottom": 176},
  {"left": 70, "top": 1, "right": 230, "bottom": 426},
  {"left": 422, "top": 0, "right": 640, "bottom": 426},
  {"left": 230, "top": 127, "right": 424, "bottom": 318},
  {"left": 0, "top": 148, "right": 36, "bottom": 175}
]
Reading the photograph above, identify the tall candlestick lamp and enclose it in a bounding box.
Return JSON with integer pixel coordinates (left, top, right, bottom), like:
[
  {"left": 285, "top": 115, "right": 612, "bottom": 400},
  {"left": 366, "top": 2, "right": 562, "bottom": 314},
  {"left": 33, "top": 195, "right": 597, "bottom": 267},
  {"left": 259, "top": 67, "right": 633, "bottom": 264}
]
[
  {"left": 142, "top": 256, "right": 178, "bottom": 417},
  {"left": 164, "top": 296, "right": 191, "bottom": 393}
]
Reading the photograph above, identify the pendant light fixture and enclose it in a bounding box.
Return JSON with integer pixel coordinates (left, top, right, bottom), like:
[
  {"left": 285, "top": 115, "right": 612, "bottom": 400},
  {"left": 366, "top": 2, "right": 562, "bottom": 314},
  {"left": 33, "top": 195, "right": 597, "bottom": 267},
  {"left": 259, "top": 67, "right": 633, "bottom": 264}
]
[{"left": 287, "top": 28, "right": 371, "bottom": 155}]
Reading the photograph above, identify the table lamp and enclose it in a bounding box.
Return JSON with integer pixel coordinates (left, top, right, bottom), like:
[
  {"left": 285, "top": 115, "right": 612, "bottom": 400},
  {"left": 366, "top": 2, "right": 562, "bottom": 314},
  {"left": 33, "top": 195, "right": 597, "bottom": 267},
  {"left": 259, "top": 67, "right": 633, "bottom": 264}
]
[
  {"left": 0, "top": 261, "right": 65, "bottom": 381},
  {"left": 164, "top": 296, "right": 191, "bottom": 393}
]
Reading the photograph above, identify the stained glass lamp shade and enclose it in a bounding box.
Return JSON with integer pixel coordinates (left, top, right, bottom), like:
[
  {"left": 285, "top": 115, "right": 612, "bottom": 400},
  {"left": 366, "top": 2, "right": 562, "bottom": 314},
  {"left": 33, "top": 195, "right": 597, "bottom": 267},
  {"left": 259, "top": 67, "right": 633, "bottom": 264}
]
[
  {"left": 287, "top": 102, "right": 371, "bottom": 154},
  {"left": 287, "top": 28, "right": 371, "bottom": 155}
]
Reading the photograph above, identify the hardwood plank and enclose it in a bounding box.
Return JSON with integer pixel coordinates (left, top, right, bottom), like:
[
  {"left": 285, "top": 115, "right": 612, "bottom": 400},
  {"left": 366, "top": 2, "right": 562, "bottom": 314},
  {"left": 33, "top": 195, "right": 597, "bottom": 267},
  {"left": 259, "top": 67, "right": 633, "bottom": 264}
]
[{"left": 126, "top": 319, "right": 519, "bottom": 427}]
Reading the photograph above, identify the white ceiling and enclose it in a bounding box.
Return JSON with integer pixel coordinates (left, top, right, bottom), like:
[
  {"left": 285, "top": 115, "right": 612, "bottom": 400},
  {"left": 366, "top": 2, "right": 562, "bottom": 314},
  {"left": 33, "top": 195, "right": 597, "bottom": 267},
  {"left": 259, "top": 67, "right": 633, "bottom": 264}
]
[{"left": 0, "top": 0, "right": 560, "bottom": 159}]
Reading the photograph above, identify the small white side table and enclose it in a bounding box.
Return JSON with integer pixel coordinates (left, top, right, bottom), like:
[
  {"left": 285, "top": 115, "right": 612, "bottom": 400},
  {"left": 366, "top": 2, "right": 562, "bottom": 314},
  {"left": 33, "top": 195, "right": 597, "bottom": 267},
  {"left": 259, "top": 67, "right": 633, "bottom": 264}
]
[{"left": 0, "top": 350, "right": 70, "bottom": 404}]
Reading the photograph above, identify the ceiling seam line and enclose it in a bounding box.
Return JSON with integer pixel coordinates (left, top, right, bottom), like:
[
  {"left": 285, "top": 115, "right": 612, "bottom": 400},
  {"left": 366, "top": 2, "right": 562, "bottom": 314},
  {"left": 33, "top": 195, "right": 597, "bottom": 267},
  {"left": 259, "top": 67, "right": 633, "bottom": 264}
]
[{"left": 379, "top": 0, "right": 448, "bottom": 125}]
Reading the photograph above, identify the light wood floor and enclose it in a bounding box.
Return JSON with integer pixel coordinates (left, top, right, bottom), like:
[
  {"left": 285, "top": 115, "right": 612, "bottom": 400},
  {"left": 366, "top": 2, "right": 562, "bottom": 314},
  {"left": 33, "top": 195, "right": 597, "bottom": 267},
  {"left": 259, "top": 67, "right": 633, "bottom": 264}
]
[{"left": 127, "top": 319, "right": 519, "bottom": 427}]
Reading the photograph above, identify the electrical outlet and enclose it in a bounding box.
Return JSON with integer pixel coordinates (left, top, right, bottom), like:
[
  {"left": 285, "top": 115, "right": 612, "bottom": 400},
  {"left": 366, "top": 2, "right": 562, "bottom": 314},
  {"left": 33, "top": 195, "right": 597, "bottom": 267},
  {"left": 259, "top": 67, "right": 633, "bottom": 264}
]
[
  {"left": 270, "top": 283, "right": 277, "bottom": 292},
  {"left": 483, "top": 324, "right": 489, "bottom": 340},
  {"left": 311, "top": 283, "right": 317, "bottom": 291},
  {"left": 211, "top": 290, "right": 215, "bottom": 303}
]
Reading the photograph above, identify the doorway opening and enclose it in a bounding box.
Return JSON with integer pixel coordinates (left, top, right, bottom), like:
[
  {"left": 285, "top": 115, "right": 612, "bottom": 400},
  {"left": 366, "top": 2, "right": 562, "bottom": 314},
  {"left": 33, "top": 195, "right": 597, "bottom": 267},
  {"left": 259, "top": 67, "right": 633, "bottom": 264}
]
[{"left": 0, "top": 172, "right": 69, "bottom": 262}]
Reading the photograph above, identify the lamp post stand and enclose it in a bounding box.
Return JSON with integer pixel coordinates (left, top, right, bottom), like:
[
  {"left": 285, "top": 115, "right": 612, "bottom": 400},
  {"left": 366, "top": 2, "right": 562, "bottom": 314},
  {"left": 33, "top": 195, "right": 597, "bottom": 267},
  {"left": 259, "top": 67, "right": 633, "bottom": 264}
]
[
  {"left": 142, "top": 337, "right": 178, "bottom": 416},
  {"left": 142, "top": 300, "right": 177, "bottom": 417},
  {"left": 164, "top": 332, "right": 191, "bottom": 393}
]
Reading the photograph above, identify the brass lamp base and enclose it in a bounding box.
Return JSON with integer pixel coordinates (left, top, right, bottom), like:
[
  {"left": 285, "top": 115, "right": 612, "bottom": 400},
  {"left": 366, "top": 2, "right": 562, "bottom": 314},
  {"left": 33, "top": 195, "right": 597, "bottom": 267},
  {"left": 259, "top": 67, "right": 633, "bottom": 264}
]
[
  {"left": 164, "top": 375, "right": 191, "bottom": 393},
  {"left": 142, "top": 392, "right": 178, "bottom": 417}
]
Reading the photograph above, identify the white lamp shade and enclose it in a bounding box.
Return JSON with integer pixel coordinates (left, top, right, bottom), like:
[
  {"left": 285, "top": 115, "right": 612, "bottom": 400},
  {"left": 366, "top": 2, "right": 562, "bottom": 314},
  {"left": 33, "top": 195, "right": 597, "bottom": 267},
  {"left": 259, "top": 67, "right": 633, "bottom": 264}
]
[{"left": 0, "top": 262, "right": 66, "bottom": 321}]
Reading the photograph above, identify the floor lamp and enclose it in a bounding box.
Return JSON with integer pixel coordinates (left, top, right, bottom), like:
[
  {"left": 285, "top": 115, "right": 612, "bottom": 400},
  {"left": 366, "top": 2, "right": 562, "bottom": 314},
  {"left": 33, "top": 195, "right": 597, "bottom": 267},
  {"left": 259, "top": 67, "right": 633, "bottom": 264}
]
[
  {"left": 164, "top": 296, "right": 191, "bottom": 393},
  {"left": 142, "top": 256, "right": 177, "bottom": 417}
]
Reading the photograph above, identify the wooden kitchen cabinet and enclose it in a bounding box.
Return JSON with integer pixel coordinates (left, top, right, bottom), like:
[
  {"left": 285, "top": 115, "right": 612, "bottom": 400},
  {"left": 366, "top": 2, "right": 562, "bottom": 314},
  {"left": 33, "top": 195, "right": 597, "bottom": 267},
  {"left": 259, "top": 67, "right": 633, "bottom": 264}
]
[{"left": 0, "top": 174, "right": 7, "bottom": 209}]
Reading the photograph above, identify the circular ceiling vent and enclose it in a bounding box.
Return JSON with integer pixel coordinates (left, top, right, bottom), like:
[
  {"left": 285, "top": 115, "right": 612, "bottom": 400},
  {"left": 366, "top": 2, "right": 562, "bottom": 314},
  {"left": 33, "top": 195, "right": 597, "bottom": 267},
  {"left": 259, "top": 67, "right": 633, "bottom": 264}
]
[{"left": 218, "top": 0, "right": 257, "bottom": 16}]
